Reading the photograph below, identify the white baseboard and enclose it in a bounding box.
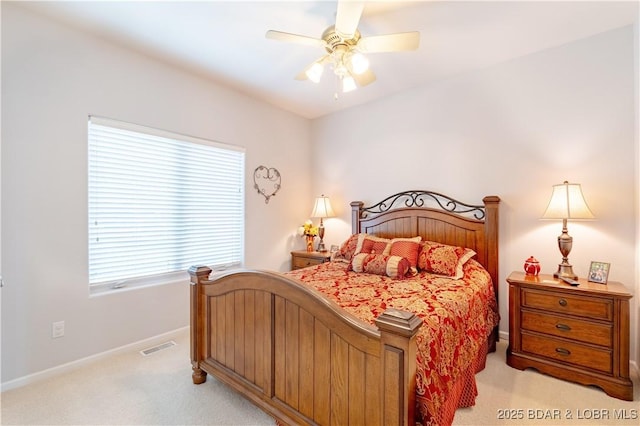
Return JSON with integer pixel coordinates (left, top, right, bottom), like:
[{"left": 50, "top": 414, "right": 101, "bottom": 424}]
[
  {"left": 498, "top": 329, "right": 509, "bottom": 342},
  {"left": 631, "top": 361, "right": 640, "bottom": 380},
  {"left": 1, "top": 326, "right": 189, "bottom": 392}
]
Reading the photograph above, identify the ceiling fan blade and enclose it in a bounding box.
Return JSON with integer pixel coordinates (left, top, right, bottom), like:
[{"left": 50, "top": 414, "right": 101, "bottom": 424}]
[
  {"left": 335, "top": 0, "right": 365, "bottom": 38},
  {"left": 265, "top": 30, "right": 325, "bottom": 48},
  {"left": 358, "top": 31, "right": 420, "bottom": 52},
  {"left": 353, "top": 69, "right": 376, "bottom": 87}
]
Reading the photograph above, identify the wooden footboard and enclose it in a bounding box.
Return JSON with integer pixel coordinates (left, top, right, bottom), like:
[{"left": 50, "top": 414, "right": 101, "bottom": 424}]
[{"left": 189, "top": 266, "right": 423, "bottom": 426}]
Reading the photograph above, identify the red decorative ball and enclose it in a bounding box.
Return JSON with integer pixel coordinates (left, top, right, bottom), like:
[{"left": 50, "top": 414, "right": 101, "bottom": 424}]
[{"left": 524, "top": 256, "right": 540, "bottom": 276}]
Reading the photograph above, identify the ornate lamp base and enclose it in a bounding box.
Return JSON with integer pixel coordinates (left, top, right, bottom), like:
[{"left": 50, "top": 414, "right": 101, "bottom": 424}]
[
  {"left": 554, "top": 263, "right": 577, "bottom": 280},
  {"left": 317, "top": 219, "right": 327, "bottom": 252},
  {"left": 554, "top": 220, "right": 577, "bottom": 280}
]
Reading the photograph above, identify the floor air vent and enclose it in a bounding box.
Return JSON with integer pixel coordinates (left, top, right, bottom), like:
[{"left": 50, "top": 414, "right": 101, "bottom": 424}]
[{"left": 140, "top": 340, "right": 176, "bottom": 356}]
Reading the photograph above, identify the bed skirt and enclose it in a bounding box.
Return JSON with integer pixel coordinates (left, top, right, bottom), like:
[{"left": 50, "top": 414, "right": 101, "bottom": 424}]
[{"left": 419, "top": 338, "right": 489, "bottom": 426}]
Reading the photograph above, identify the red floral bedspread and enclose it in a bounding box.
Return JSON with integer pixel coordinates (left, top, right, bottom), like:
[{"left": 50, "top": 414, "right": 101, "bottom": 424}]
[{"left": 286, "top": 259, "right": 499, "bottom": 425}]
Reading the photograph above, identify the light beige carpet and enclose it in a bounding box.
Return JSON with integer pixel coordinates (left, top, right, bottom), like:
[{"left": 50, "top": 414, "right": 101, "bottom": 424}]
[
  {"left": 1, "top": 328, "right": 638, "bottom": 425},
  {"left": 455, "top": 339, "right": 639, "bottom": 425}
]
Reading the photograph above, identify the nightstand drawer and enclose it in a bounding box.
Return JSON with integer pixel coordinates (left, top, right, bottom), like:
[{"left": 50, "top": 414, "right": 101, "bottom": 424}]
[
  {"left": 292, "top": 256, "right": 324, "bottom": 269},
  {"left": 521, "top": 333, "right": 612, "bottom": 374},
  {"left": 291, "top": 251, "right": 331, "bottom": 271},
  {"left": 521, "top": 288, "right": 612, "bottom": 321},
  {"left": 521, "top": 310, "right": 612, "bottom": 347}
]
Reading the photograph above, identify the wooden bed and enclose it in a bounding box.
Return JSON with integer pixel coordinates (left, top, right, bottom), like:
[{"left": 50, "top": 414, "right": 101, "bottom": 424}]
[{"left": 188, "top": 190, "right": 500, "bottom": 425}]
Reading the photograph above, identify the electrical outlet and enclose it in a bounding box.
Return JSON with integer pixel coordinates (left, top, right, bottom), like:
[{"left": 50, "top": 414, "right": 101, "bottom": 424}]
[{"left": 52, "top": 321, "right": 65, "bottom": 338}]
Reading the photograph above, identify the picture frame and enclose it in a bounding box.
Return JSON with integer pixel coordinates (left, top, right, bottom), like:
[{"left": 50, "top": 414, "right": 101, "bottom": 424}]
[
  {"left": 330, "top": 244, "right": 339, "bottom": 254},
  {"left": 588, "top": 261, "right": 610, "bottom": 284}
]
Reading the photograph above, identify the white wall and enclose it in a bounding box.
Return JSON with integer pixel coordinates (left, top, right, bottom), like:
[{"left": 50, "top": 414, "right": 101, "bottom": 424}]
[
  {"left": 1, "top": 3, "right": 312, "bottom": 384},
  {"left": 312, "top": 26, "right": 639, "bottom": 369}
]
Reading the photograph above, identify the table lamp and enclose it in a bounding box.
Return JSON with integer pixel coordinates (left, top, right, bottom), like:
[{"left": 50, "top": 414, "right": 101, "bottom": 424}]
[
  {"left": 542, "top": 181, "right": 594, "bottom": 279},
  {"left": 310, "top": 195, "right": 335, "bottom": 252}
]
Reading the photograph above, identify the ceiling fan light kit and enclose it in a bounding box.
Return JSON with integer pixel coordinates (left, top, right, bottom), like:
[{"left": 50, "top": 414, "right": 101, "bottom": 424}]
[
  {"left": 341, "top": 75, "right": 357, "bottom": 93},
  {"left": 266, "top": 0, "right": 420, "bottom": 95},
  {"left": 305, "top": 62, "right": 324, "bottom": 83},
  {"left": 348, "top": 51, "right": 369, "bottom": 74}
]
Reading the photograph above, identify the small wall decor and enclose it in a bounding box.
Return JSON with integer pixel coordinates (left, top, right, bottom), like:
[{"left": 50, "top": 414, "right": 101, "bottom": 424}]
[
  {"left": 253, "top": 165, "right": 281, "bottom": 204},
  {"left": 588, "top": 261, "right": 610, "bottom": 284}
]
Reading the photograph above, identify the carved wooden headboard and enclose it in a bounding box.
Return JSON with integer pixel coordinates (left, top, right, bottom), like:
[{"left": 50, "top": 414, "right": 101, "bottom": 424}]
[{"left": 351, "top": 190, "right": 500, "bottom": 299}]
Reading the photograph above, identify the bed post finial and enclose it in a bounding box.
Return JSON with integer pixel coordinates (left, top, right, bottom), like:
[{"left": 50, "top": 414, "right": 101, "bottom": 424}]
[
  {"left": 351, "top": 201, "right": 364, "bottom": 234},
  {"left": 189, "top": 265, "right": 212, "bottom": 285}
]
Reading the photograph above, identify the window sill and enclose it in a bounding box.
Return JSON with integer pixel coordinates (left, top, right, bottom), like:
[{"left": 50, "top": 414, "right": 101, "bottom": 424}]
[{"left": 89, "top": 271, "right": 189, "bottom": 297}]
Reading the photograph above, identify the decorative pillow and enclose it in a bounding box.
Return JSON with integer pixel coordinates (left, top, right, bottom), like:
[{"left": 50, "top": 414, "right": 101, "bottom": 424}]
[
  {"left": 353, "top": 235, "right": 391, "bottom": 256},
  {"left": 389, "top": 237, "right": 422, "bottom": 274},
  {"left": 331, "top": 233, "right": 362, "bottom": 263},
  {"left": 351, "top": 253, "right": 410, "bottom": 279},
  {"left": 417, "top": 241, "right": 476, "bottom": 279}
]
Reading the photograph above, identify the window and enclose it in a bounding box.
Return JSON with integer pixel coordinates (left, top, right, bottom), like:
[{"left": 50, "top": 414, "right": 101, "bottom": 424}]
[{"left": 88, "top": 116, "right": 244, "bottom": 292}]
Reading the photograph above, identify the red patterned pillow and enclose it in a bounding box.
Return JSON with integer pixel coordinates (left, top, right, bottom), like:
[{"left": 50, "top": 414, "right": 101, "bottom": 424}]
[
  {"left": 351, "top": 253, "right": 410, "bottom": 279},
  {"left": 332, "top": 233, "right": 362, "bottom": 263},
  {"left": 354, "top": 235, "right": 391, "bottom": 256},
  {"left": 389, "top": 237, "right": 421, "bottom": 274},
  {"left": 417, "top": 241, "right": 476, "bottom": 279}
]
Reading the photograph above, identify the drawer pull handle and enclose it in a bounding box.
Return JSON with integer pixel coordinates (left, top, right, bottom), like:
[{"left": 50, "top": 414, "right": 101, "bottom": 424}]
[
  {"left": 555, "top": 348, "right": 571, "bottom": 356},
  {"left": 555, "top": 323, "right": 571, "bottom": 331},
  {"left": 558, "top": 298, "right": 567, "bottom": 307}
]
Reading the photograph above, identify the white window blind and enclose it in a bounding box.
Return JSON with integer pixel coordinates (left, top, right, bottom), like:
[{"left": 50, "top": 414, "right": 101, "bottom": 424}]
[{"left": 88, "top": 116, "right": 245, "bottom": 288}]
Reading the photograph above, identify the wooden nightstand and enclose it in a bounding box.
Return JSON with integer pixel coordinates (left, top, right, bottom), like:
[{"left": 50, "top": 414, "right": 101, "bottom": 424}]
[
  {"left": 507, "top": 271, "right": 633, "bottom": 400},
  {"left": 291, "top": 250, "right": 331, "bottom": 271}
]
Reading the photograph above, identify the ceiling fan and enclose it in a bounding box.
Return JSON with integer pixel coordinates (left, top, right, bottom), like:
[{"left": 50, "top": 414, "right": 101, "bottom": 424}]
[{"left": 266, "top": 0, "right": 420, "bottom": 95}]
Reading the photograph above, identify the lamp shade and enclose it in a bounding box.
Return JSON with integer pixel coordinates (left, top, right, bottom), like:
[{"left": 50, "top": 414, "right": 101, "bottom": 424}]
[
  {"left": 349, "top": 52, "right": 370, "bottom": 75},
  {"left": 342, "top": 75, "right": 357, "bottom": 93},
  {"left": 310, "top": 195, "right": 335, "bottom": 219},
  {"left": 542, "top": 181, "right": 594, "bottom": 220},
  {"left": 305, "top": 62, "right": 324, "bottom": 83}
]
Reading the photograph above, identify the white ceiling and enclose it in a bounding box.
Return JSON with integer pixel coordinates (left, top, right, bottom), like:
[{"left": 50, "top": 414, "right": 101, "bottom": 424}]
[{"left": 17, "top": 1, "right": 639, "bottom": 119}]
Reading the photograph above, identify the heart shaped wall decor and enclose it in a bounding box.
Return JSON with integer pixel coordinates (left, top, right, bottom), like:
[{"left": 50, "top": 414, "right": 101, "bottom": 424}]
[{"left": 253, "top": 165, "right": 281, "bottom": 204}]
